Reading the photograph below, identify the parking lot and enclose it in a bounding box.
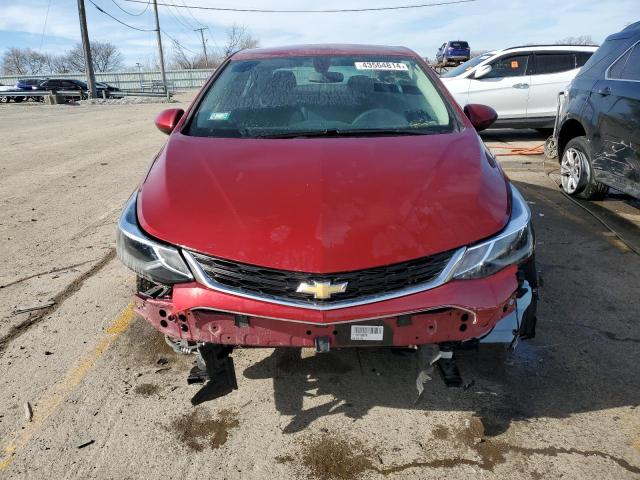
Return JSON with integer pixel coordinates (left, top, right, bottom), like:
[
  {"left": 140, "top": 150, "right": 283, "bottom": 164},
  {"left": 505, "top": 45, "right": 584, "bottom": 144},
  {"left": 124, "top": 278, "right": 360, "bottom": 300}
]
[{"left": 0, "top": 96, "right": 639, "bottom": 479}]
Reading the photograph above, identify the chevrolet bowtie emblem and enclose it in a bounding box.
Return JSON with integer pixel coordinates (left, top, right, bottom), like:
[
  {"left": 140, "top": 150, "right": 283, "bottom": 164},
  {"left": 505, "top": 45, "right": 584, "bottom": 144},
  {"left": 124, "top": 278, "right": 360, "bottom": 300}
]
[{"left": 296, "top": 280, "right": 348, "bottom": 300}]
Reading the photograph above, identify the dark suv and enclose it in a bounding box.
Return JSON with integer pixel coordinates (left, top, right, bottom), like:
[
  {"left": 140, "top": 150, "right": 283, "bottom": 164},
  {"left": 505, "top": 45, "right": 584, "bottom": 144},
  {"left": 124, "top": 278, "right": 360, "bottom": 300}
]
[{"left": 556, "top": 21, "right": 640, "bottom": 199}]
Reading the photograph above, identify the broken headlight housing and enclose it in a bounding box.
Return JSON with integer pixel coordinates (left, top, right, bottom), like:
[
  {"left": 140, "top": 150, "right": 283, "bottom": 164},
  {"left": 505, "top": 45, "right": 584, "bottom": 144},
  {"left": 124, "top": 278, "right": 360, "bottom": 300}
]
[
  {"left": 453, "top": 184, "right": 533, "bottom": 280},
  {"left": 116, "top": 193, "right": 193, "bottom": 285}
]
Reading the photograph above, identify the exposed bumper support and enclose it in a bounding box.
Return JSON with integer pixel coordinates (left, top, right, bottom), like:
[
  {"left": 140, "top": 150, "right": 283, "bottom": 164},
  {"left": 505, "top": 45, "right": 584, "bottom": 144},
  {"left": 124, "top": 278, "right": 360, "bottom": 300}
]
[{"left": 133, "top": 266, "right": 531, "bottom": 348}]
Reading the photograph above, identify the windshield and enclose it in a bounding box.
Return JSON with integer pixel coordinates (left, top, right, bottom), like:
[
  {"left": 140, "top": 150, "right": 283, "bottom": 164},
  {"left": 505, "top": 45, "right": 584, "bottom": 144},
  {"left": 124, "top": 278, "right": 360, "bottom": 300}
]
[
  {"left": 186, "top": 55, "right": 455, "bottom": 138},
  {"left": 442, "top": 54, "right": 493, "bottom": 78}
]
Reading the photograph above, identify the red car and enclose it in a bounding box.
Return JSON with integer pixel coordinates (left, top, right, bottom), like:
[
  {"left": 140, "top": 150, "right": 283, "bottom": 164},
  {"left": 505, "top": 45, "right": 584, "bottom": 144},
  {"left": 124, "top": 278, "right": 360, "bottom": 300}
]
[{"left": 117, "top": 44, "right": 537, "bottom": 401}]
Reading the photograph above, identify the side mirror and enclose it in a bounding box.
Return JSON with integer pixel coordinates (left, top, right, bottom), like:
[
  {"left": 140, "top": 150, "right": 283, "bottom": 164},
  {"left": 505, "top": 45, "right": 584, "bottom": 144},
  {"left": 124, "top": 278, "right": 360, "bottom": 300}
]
[
  {"left": 473, "top": 64, "right": 492, "bottom": 79},
  {"left": 464, "top": 104, "right": 498, "bottom": 131},
  {"left": 155, "top": 108, "right": 184, "bottom": 135}
]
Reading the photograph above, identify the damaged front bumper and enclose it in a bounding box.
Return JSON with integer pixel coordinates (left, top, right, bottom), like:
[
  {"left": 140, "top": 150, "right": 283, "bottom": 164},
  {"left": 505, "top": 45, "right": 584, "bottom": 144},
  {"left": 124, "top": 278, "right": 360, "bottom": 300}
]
[{"left": 134, "top": 263, "right": 536, "bottom": 350}]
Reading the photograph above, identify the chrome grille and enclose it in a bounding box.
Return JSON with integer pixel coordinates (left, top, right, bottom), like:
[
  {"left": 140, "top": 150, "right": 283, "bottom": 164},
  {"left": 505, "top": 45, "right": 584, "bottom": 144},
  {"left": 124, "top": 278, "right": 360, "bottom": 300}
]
[{"left": 188, "top": 249, "right": 457, "bottom": 306}]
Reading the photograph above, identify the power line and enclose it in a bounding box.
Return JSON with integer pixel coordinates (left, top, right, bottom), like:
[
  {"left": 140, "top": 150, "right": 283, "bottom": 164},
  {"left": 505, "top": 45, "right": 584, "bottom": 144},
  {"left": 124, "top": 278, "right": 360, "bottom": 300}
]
[
  {"left": 171, "top": 3, "right": 197, "bottom": 28},
  {"left": 179, "top": 0, "right": 204, "bottom": 26},
  {"left": 165, "top": 4, "right": 194, "bottom": 31},
  {"left": 88, "top": 0, "right": 156, "bottom": 31},
  {"left": 120, "top": 0, "right": 479, "bottom": 13},
  {"left": 39, "top": 0, "right": 52, "bottom": 51},
  {"left": 109, "top": 0, "right": 150, "bottom": 16},
  {"left": 162, "top": 30, "right": 199, "bottom": 54}
]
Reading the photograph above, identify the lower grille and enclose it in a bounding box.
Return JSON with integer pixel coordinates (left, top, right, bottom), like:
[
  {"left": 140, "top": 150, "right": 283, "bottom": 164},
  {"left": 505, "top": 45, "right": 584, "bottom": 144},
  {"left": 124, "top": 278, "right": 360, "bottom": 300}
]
[{"left": 188, "top": 249, "right": 457, "bottom": 306}]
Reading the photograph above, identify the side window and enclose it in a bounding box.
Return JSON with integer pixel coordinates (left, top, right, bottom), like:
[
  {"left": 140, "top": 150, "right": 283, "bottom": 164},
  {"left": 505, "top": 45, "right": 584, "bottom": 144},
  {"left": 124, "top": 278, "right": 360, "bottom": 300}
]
[
  {"left": 533, "top": 54, "right": 575, "bottom": 74},
  {"left": 609, "top": 43, "right": 640, "bottom": 81},
  {"left": 575, "top": 52, "right": 593, "bottom": 68},
  {"left": 484, "top": 55, "right": 530, "bottom": 78}
]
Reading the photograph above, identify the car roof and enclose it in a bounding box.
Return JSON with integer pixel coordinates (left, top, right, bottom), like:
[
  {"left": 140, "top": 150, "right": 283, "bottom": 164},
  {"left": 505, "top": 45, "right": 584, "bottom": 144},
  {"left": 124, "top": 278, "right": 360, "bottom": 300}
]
[
  {"left": 233, "top": 44, "right": 417, "bottom": 60},
  {"left": 494, "top": 45, "right": 599, "bottom": 54}
]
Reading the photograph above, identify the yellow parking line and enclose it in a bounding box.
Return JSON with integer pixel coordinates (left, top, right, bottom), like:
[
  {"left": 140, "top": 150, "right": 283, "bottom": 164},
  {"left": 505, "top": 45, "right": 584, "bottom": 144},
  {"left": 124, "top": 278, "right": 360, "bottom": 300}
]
[{"left": 0, "top": 303, "right": 135, "bottom": 472}]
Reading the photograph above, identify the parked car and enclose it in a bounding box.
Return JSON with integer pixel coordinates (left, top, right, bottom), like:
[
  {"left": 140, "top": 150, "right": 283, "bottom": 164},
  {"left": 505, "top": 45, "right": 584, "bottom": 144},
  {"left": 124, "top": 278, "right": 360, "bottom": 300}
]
[
  {"left": 116, "top": 44, "right": 538, "bottom": 396},
  {"left": 36, "top": 79, "right": 122, "bottom": 99},
  {"left": 441, "top": 45, "right": 597, "bottom": 129},
  {"left": 436, "top": 41, "right": 470, "bottom": 66},
  {"left": 95, "top": 81, "right": 121, "bottom": 92},
  {"left": 16, "top": 78, "right": 44, "bottom": 90},
  {"left": 556, "top": 22, "right": 640, "bottom": 199},
  {"left": 0, "top": 83, "right": 12, "bottom": 103},
  {"left": 15, "top": 78, "right": 47, "bottom": 102}
]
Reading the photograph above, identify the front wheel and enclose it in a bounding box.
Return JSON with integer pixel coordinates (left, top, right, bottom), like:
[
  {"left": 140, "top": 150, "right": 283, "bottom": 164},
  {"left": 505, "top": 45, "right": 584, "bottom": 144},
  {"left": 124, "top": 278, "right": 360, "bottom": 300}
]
[{"left": 560, "top": 136, "right": 608, "bottom": 200}]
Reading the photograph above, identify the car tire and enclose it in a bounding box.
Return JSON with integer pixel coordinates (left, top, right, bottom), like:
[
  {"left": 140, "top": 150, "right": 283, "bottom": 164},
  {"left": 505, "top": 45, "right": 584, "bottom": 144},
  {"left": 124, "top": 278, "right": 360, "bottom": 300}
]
[
  {"left": 560, "top": 136, "right": 608, "bottom": 200},
  {"left": 14, "top": 96, "right": 23, "bottom": 103},
  {"left": 0, "top": 96, "right": 7, "bottom": 103}
]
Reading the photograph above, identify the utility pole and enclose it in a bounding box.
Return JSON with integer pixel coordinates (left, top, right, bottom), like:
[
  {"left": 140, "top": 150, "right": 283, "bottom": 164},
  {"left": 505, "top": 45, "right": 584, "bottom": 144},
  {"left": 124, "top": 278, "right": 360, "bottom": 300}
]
[
  {"left": 194, "top": 27, "right": 209, "bottom": 68},
  {"left": 152, "top": 0, "right": 169, "bottom": 100},
  {"left": 77, "top": 0, "right": 97, "bottom": 99}
]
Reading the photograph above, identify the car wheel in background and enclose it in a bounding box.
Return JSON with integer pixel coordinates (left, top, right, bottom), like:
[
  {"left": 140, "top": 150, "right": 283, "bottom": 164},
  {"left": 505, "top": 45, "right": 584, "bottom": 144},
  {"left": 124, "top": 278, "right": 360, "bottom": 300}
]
[
  {"left": 0, "top": 96, "right": 8, "bottom": 103},
  {"left": 561, "top": 136, "right": 608, "bottom": 200},
  {"left": 14, "top": 96, "right": 23, "bottom": 103}
]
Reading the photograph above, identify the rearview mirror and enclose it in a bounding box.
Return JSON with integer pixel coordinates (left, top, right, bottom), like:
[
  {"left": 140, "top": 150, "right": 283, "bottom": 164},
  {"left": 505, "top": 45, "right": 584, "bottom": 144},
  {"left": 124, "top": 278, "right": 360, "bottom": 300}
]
[
  {"left": 473, "top": 64, "right": 492, "bottom": 79},
  {"left": 463, "top": 104, "right": 498, "bottom": 131},
  {"left": 155, "top": 108, "right": 184, "bottom": 135}
]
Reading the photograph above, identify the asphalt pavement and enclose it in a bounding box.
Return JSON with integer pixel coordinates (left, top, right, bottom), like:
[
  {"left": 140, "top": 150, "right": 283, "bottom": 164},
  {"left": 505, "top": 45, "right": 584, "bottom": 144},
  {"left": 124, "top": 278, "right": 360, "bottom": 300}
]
[{"left": 0, "top": 99, "right": 639, "bottom": 480}]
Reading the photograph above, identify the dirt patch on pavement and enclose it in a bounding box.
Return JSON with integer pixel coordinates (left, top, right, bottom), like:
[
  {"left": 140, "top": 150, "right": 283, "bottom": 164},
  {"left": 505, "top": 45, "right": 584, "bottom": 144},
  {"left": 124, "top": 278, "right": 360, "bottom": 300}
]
[
  {"left": 134, "top": 383, "right": 160, "bottom": 397},
  {"left": 297, "top": 434, "right": 374, "bottom": 480},
  {"left": 123, "top": 317, "right": 176, "bottom": 366},
  {"left": 170, "top": 408, "right": 239, "bottom": 452}
]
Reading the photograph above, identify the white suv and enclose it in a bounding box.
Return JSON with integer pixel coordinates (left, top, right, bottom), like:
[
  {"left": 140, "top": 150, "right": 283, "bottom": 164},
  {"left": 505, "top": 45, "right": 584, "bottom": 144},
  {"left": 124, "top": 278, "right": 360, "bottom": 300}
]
[{"left": 440, "top": 45, "right": 597, "bottom": 129}]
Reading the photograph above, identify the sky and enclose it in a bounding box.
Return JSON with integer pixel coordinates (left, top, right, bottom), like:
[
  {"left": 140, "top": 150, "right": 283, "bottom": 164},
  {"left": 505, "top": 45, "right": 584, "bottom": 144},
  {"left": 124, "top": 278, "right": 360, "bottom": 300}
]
[{"left": 0, "top": 0, "right": 637, "bottom": 69}]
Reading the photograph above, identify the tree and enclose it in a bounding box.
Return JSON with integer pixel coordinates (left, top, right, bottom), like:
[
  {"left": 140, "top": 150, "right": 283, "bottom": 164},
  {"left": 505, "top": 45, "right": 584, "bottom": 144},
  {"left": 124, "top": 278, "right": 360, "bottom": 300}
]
[
  {"left": 169, "top": 40, "right": 208, "bottom": 70},
  {"left": 1, "top": 48, "right": 51, "bottom": 75},
  {"left": 65, "top": 41, "right": 124, "bottom": 72},
  {"left": 219, "top": 24, "right": 260, "bottom": 59},
  {"left": 556, "top": 35, "right": 596, "bottom": 46}
]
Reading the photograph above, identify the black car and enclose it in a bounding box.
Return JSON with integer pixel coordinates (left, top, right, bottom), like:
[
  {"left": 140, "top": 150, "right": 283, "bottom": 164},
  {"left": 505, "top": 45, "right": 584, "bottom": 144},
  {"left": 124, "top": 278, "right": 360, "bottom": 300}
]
[
  {"left": 556, "top": 21, "right": 640, "bottom": 199},
  {"left": 36, "top": 79, "right": 121, "bottom": 99}
]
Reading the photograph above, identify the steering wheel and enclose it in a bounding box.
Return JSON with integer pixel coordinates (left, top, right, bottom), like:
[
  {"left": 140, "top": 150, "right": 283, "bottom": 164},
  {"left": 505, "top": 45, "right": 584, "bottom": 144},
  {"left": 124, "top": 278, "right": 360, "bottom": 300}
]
[{"left": 352, "top": 108, "right": 407, "bottom": 127}]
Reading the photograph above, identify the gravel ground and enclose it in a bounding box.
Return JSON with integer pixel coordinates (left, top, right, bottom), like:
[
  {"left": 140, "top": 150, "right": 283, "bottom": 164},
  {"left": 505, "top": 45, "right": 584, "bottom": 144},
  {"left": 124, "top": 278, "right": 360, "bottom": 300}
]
[{"left": 0, "top": 96, "right": 639, "bottom": 480}]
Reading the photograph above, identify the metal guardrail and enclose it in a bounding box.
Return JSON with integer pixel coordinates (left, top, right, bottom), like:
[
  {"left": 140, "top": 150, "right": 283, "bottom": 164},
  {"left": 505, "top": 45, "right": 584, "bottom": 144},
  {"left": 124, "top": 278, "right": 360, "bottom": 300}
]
[{"left": 0, "top": 89, "right": 172, "bottom": 101}]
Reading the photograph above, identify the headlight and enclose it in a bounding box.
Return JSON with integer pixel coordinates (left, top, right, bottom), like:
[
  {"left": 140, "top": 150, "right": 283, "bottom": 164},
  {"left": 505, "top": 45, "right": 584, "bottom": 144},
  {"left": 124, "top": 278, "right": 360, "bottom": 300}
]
[
  {"left": 116, "top": 193, "right": 193, "bottom": 285},
  {"left": 453, "top": 184, "right": 534, "bottom": 280}
]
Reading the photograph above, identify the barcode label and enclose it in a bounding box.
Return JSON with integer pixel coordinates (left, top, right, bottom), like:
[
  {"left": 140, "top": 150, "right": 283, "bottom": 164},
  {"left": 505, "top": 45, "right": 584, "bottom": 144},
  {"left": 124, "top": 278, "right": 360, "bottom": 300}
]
[{"left": 350, "top": 325, "right": 384, "bottom": 341}]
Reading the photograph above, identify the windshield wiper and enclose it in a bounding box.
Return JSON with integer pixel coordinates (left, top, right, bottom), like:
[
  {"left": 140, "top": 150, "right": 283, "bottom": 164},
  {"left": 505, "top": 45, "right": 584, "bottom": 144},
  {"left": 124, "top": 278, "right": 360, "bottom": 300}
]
[{"left": 253, "top": 128, "right": 439, "bottom": 139}]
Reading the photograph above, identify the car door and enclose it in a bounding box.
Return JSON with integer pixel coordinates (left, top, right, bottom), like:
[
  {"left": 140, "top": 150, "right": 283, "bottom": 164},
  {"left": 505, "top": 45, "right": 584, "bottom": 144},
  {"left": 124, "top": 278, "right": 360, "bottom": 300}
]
[
  {"left": 42, "top": 80, "right": 60, "bottom": 90},
  {"left": 466, "top": 53, "right": 532, "bottom": 119},
  {"left": 527, "top": 52, "right": 580, "bottom": 119},
  {"left": 591, "top": 41, "right": 640, "bottom": 197},
  {"left": 61, "top": 80, "right": 81, "bottom": 90}
]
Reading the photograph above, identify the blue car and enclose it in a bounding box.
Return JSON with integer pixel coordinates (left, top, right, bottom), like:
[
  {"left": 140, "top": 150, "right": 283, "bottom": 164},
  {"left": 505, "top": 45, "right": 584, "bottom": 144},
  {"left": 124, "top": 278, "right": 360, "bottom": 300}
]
[
  {"left": 436, "top": 41, "right": 470, "bottom": 66},
  {"left": 16, "top": 78, "right": 44, "bottom": 90}
]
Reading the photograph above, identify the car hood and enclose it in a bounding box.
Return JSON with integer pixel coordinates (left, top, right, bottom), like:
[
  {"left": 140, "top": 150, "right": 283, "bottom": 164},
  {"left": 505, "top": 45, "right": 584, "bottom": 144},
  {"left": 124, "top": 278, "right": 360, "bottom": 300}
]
[{"left": 138, "top": 128, "right": 509, "bottom": 273}]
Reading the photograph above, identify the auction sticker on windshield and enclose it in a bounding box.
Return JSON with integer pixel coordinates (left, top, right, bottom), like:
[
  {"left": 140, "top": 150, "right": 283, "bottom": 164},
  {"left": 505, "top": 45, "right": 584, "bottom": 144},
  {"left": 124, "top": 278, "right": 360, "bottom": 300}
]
[
  {"left": 355, "top": 62, "right": 408, "bottom": 71},
  {"left": 350, "top": 325, "right": 384, "bottom": 341}
]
